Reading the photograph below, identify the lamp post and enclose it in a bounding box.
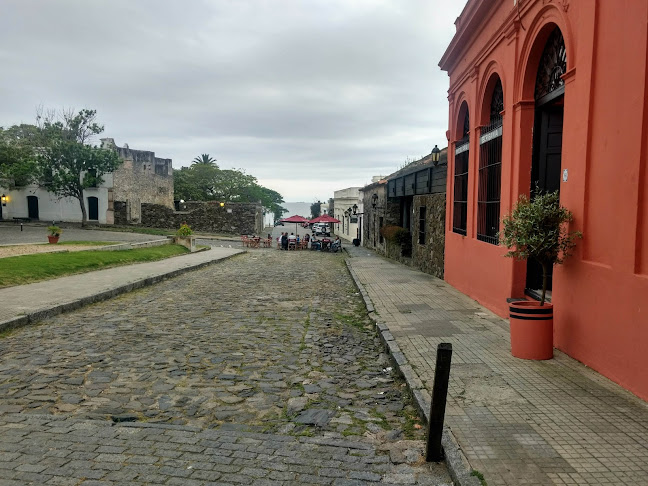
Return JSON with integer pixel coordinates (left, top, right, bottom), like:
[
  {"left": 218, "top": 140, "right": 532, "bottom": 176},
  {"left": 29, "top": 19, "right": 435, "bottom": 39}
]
[{"left": 431, "top": 145, "right": 441, "bottom": 166}]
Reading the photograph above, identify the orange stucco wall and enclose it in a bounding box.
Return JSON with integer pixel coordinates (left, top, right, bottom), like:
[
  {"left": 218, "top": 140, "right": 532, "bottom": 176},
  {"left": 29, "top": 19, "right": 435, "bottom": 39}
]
[{"left": 441, "top": 0, "right": 648, "bottom": 400}]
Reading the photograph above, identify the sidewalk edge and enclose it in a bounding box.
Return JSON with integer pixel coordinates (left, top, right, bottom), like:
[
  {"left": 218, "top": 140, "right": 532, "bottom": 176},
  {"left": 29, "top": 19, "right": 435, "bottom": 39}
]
[
  {"left": 345, "top": 259, "right": 481, "bottom": 486},
  {"left": 0, "top": 251, "right": 243, "bottom": 334}
]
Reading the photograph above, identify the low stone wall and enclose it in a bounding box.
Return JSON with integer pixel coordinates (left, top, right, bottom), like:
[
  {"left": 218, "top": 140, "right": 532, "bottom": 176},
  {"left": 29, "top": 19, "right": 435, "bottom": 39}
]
[{"left": 126, "top": 201, "right": 263, "bottom": 235}]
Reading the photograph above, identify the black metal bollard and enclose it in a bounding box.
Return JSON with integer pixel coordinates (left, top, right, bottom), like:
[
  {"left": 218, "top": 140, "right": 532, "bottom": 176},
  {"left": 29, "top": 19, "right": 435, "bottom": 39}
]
[
  {"left": 20, "top": 223, "right": 23, "bottom": 232},
  {"left": 425, "top": 342, "right": 453, "bottom": 462}
]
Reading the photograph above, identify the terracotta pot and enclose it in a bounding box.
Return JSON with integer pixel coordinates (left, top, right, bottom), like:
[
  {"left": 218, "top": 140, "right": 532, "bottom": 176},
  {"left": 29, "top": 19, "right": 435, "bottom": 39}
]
[
  {"left": 509, "top": 301, "right": 553, "bottom": 360},
  {"left": 48, "top": 235, "right": 60, "bottom": 244}
]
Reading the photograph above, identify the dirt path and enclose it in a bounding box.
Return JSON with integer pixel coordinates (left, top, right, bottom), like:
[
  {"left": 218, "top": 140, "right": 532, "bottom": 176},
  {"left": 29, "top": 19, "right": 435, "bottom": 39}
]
[{"left": 0, "top": 244, "right": 107, "bottom": 259}]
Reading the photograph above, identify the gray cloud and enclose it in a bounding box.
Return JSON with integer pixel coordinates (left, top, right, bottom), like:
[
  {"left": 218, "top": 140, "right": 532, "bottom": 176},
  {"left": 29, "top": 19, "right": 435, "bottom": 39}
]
[{"left": 1, "top": 0, "right": 464, "bottom": 201}]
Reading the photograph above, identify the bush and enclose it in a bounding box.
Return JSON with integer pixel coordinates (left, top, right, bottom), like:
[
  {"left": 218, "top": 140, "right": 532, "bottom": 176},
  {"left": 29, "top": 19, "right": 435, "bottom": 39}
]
[
  {"left": 500, "top": 189, "right": 582, "bottom": 305},
  {"left": 176, "top": 223, "right": 193, "bottom": 236},
  {"left": 48, "top": 225, "right": 62, "bottom": 237},
  {"left": 380, "top": 225, "right": 410, "bottom": 246}
]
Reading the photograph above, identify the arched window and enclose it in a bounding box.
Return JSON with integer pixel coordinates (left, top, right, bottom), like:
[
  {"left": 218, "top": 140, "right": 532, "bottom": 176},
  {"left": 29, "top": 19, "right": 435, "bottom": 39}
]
[
  {"left": 535, "top": 27, "right": 566, "bottom": 104},
  {"left": 453, "top": 103, "right": 470, "bottom": 235},
  {"left": 477, "top": 78, "right": 503, "bottom": 244}
]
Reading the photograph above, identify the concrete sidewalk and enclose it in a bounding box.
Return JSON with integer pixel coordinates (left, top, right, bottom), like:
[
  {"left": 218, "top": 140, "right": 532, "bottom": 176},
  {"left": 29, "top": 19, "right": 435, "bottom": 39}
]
[
  {"left": 0, "top": 247, "right": 243, "bottom": 333},
  {"left": 345, "top": 245, "right": 648, "bottom": 486}
]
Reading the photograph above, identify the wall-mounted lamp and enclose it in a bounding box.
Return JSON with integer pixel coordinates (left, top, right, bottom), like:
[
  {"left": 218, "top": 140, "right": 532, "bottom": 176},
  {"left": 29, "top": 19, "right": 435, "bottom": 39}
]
[
  {"left": 371, "top": 193, "right": 378, "bottom": 209},
  {"left": 352, "top": 204, "right": 358, "bottom": 215},
  {"left": 431, "top": 145, "right": 441, "bottom": 166},
  {"left": 1, "top": 194, "right": 7, "bottom": 206},
  {"left": 219, "top": 202, "right": 225, "bottom": 207}
]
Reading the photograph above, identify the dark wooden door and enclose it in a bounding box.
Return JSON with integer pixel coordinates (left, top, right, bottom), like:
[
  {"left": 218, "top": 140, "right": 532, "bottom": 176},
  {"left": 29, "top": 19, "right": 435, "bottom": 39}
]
[
  {"left": 27, "top": 196, "right": 39, "bottom": 220},
  {"left": 88, "top": 196, "right": 99, "bottom": 221},
  {"left": 526, "top": 100, "right": 564, "bottom": 293}
]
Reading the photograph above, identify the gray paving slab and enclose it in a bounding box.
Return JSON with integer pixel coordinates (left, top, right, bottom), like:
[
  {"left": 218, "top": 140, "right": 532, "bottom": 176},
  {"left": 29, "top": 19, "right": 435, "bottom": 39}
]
[{"left": 344, "top": 245, "right": 648, "bottom": 486}]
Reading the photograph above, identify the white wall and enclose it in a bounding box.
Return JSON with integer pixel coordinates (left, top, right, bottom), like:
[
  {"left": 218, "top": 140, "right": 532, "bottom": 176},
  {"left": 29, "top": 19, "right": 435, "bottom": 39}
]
[{"left": 1, "top": 176, "right": 112, "bottom": 224}]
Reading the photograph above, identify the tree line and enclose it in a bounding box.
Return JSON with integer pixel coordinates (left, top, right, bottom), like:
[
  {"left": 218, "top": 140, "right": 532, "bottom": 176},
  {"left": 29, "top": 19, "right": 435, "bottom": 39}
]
[
  {"left": 0, "top": 108, "right": 287, "bottom": 225},
  {"left": 174, "top": 156, "right": 286, "bottom": 223}
]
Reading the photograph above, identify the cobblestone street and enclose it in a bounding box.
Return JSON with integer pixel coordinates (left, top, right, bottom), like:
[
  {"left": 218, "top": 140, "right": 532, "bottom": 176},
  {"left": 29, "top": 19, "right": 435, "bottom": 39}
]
[{"left": 0, "top": 250, "right": 451, "bottom": 485}]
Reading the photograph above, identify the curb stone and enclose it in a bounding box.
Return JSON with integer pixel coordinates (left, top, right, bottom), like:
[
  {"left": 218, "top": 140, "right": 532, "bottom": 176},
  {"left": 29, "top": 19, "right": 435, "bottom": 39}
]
[
  {"left": 0, "top": 251, "right": 244, "bottom": 334},
  {"left": 345, "top": 259, "right": 481, "bottom": 486}
]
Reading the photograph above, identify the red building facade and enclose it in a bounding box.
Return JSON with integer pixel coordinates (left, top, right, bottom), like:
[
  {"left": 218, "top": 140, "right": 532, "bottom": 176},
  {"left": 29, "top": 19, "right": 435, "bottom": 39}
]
[{"left": 440, "top": 0, "right": 648, "bottom": 400}]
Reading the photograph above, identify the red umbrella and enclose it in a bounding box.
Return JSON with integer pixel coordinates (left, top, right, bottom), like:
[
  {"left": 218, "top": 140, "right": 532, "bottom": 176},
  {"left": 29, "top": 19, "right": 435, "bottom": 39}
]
[
  {"left": 280, "top": 215, "right": 310, "bottom": 234},
  {"left": 281, "top": 215, "right": 310, "bottom": 223},
  {"left": 309, "top": 214, "right": 340, "bottom": 224}
]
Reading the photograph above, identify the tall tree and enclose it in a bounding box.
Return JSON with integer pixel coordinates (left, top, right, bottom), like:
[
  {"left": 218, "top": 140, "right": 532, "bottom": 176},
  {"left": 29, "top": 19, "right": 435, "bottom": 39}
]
[
  {"left": 0, "top": 124, "right": 41, "bottom": 187},
  {"left": 310, "top": 201, "right": 322, "bottom": 219},
  {"left": 37, "top": 109, "right": 121, "bottom": 226},
  {"left": 192, "top": 153, "right": 217, "bottom": 166}
]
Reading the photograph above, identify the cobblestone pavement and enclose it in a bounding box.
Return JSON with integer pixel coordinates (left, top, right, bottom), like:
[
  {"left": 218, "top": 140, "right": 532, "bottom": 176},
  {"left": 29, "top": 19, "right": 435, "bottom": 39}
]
[{"left": 0, "top": 250, "right": 452, "bottom": 485}]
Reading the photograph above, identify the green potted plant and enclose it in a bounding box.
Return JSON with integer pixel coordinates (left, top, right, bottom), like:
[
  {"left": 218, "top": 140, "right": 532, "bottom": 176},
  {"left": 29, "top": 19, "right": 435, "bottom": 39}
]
[
  {"left": 499, "top": 189, "right": 582, "bottom": 360},
  {"left": 47, "top": 225, "right": 62, "bottom": 244},
  {"left": 173, "top": 222, "right": 196, "bottom": 252}
]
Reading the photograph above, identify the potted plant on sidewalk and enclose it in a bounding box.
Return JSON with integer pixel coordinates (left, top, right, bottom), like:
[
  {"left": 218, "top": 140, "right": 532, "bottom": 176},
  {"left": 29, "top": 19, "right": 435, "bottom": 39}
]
[
  {"left": 47, "top": 225, "right": 62, "bottom": 244},
  {"left": 499, "top": 189, "right": 582, "bottom": 360},
  {"left": 173, "top": 222, "right": 196, "bottom": 252}
]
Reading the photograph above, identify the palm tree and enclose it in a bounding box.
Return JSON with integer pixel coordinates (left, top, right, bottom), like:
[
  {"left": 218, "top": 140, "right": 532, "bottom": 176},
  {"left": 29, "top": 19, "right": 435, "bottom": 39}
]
[{"left": 192, "top": 153, "right": 217, "bottom": 166}]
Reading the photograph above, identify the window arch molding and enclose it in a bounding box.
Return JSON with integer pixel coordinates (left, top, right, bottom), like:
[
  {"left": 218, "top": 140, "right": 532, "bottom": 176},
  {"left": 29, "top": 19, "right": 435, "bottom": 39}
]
[
  {"left": 515, "top": 6, "right": 573, "bottom": 102},
  {"left": 452, "top": 96, "right": 471, "bottom": 142},
  {"left": 477, "top": 64, "right": 506, "bottom": 126}
]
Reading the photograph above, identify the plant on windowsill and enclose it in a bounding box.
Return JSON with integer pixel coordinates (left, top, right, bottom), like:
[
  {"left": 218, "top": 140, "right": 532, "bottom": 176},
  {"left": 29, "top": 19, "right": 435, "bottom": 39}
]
[
  {"left": 47, "top": 225, "right": 62, "bottom": 244},
  {"left": 499, "top": 188, "right": 582, "bottom": 360}
]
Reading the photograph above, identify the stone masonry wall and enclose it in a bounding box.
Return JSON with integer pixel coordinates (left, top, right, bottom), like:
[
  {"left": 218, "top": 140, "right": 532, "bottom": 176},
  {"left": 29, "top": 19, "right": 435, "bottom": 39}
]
[
  {"left": 133, "top": 201, "right": 263, "bottom": 235},
  {"left": 411, "top": 194, "right": 446, "bottom": 279},
  {"left": 103, "top": 139, "right": 175, "bottom": 214}
]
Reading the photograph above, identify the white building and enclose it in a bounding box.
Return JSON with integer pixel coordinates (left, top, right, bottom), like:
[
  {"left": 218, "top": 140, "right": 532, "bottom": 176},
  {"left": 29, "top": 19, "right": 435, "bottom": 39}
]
[
  {"left": 333, "top": 187, "right": 362, "bottom": 243},
  {"left": 0, "top": 139, "right": 173, "bottom": 225}
]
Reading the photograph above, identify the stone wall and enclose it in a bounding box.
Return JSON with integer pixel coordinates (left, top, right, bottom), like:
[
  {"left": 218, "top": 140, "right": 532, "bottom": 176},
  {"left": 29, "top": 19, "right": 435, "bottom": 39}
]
[
  {"left": 125, "top": 201, "right": 264, "bottom": 235},
  {"left": 102, "top": 138, "right": 174, "bottom": 218},
  {"left": 360, "top": 185, "right": 446, "bottom": 278},
  {"left": 411, "top": 194, "right": 446, "bottom": 278}
]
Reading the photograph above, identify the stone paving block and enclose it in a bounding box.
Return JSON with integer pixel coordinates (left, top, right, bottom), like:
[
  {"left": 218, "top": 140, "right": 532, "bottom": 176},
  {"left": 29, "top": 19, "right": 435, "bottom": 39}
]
[{"left": 0, "top": 250, "right": 455, "bottom": 485}]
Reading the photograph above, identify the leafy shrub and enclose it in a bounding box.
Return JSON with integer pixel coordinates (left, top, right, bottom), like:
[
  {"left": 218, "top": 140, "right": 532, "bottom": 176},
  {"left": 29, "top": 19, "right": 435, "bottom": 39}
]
[
  {"left": 500, "top": 189, "right": 582, "bottom": 305},
  {"left": 48, "top": 225, "right": 62, "bottom": 237},
  {"left": 176, "top": 223, "right": 193, "bottom": 236},
  {"left": 380, "top": 225, "right": 410, "bottom": 245}
]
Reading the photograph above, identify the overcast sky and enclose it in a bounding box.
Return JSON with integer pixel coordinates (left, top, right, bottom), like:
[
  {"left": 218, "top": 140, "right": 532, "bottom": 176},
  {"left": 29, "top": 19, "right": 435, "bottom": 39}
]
[{"left": 1, "top": 0, "right": 465, "bottom": 202}]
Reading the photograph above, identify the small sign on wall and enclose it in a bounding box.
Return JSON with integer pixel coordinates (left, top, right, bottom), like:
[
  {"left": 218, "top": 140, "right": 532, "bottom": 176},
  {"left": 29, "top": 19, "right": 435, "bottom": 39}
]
[{"left": 563, "top": 169, "right": 568, "bottom": 182}]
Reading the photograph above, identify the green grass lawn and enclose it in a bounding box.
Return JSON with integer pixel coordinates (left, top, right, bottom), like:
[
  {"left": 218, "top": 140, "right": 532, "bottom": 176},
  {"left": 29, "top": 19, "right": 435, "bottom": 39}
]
[{"left": 0, "top": 244, "right": 189, "bottom": 288}]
